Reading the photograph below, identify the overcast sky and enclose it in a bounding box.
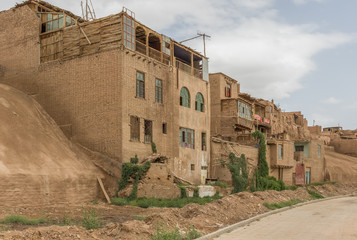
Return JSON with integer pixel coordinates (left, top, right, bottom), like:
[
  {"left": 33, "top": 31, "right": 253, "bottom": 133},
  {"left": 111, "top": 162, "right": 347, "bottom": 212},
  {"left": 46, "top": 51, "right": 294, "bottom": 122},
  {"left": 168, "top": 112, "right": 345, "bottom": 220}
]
[{"left": 2, "top": 0, "right": 357, "bottom": 129}]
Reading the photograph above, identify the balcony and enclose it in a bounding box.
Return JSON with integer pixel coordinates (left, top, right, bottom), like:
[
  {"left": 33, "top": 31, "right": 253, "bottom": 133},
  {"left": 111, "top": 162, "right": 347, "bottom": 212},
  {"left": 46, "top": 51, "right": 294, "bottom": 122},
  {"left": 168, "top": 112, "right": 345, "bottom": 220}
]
[
  {"left": 235, "top": 117, "right": 254, "bottom": 130},
  {"left": 134, "top": 40, "right": 170, "bottom": 65},
  {"left": 175, "top": 59, "right": 203, "bottom": 79}
]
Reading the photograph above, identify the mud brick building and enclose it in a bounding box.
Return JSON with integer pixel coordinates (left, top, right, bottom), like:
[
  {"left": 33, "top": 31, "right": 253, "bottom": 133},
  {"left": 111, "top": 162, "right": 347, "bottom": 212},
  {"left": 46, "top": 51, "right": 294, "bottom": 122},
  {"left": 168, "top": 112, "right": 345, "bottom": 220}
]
[
  {"left": 0, "top": 1, "right": 210, "bottom": 184},
  {"left": 209, "top": 73, "right": 325, "bottom": 185}
]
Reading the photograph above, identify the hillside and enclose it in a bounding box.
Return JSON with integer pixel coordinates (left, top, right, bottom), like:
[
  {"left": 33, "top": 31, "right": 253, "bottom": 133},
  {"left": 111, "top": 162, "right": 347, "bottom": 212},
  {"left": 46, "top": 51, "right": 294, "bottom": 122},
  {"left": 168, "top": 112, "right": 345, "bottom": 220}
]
[
  {"left": 325, "top": 148, "right": 357, "bottom": 184},
  {"left": 0, "top": 84, "right": 102, "bottom": 206}
]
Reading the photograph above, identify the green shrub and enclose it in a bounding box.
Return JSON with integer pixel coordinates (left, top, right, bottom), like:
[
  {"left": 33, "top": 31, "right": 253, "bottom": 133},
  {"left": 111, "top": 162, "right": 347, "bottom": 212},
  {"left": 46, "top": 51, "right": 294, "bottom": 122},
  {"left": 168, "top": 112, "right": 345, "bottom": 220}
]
[
  {"left": 263, "top": 199, "right": 303, "bottom": 210},
  {"left": 227, "top": 153, "right": 248, "bottom": 194},
  {"left": 111, "top": 195, "right": 221, "bottom": 208},
  {"left": 82, "top": 208, "right": 100, "bottom": 230},
  {"left": 1, "top": 215, "right": 46, "bottom": 225},
  {"left": 306, "top": 188, "right": 324, "bottom": 199},
  {"left": 151, "top": 226, "right": 201, "bottom": 240},
  {"left": 209, "top": 181, "right": 228, "bottom": 188},
  {"left": 116, "top": 157, "right": 151, "bottom": 199},
  {"left": 61, "top": 214, "right": 72, "bottom": 226},
  {"left": 193, "top": 189, "right": 199, "bottom": 198},
  {"left": 180, "top": 187, "right": 187, "bottom": 198},
  {"left": 152, "top": 142, "right": 157, "bottom": 153}
]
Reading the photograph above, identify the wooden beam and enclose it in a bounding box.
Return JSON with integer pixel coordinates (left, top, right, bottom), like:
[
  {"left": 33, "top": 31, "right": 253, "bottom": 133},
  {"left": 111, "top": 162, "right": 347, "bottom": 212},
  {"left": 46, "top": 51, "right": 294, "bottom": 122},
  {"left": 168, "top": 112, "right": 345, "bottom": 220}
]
[{"left": 97, "top": 176, "right": 111, "bottom": 203}]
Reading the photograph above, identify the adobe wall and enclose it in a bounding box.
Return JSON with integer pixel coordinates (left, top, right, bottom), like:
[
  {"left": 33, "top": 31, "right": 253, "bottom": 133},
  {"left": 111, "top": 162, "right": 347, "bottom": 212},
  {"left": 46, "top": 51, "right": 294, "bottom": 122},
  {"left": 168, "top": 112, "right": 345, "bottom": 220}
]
[
  {"left": 209, "top": 73, "right": 240, "bottom": 137},
  {"left": 330, "top": 139, "right": 357, "bottom": 156},
  {"left": 177, "top": 70, "right": 210, "bottom": 184},
  {"left": 0, "top": 5, "right": 40, "bottom": 94},
  {"left": 300, "top": 140, "right": 325, "bottom": 183},
  {"left": 37, "top": 50, "right": 124, "bottom": 160},
  {"left": 120, "top": 51, "right": 178, "bottom": 163},
  {"left": 210, "top": 138, "right": 258, "bottom": 183}
]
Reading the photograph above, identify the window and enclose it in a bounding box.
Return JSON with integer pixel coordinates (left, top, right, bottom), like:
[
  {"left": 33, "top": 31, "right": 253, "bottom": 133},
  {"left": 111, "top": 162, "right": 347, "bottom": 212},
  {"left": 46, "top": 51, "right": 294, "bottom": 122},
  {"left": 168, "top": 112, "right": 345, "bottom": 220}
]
[
  {"left": 225, "top": 84, "right": 231, "bottom": 97},
  {"left": 136, "top": 71, "right": 145, "bottom": 98},
  {"left": 180, "top": 87, "right": 190, "bottom": 108},
  {"left": 317, "top": 145, "right": 321, "bottom": 158},
  {"left": 155, "top": 79, "right": 163, "bottom": 103},
  {"left": 195, "top": 93, "right": 204, "bottom": 112},
  {"left": 144, "top": 120, "right": 152, "bottom": 143},
  {"left": 278, "top": 144, "right": 283, "bottom": 160},
  {"left": 238, "top": 101, "right": 252, "bottom": 120},
  {"left": 162, "top": 123, "right": 167, "bottom": 134},
  {"left": 179, "top": 127, "right": 195, "bottom": 149},
  {"left": 201, "top": 132, "right": 206, "bottom": 151},
  {"left": 191, "top": 164, "right": 195, "bottom": 171},
  {"left": 295, "top": 146, "right": 304, "bottom": 152},
  {"left": 130, "top": 116, "right": 140, "bottom": 141},
  {"left": 123, "top": 15, "right": 135, "bottom": 50}
]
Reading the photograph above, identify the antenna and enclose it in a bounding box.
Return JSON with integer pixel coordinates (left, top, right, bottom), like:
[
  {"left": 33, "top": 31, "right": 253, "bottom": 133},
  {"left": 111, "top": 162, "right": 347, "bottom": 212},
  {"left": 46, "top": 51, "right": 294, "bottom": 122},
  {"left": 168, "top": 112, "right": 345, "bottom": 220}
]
[
  {"left": 180, "top": 32, "right": 211, "bottom": 57},
  {"left": 81, "top": 0, "right": 96, "bottom": 21}
]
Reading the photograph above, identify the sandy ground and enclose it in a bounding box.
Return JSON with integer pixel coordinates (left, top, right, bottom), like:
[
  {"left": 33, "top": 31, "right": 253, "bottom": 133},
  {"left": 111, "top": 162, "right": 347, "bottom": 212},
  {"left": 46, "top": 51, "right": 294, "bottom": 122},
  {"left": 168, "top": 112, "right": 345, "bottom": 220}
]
[
  {"left": 215, "top": 196, "right": 357, "bottom": 240},
  {"left": 0, "top": 183, "right": 355, "bottom": 240}
]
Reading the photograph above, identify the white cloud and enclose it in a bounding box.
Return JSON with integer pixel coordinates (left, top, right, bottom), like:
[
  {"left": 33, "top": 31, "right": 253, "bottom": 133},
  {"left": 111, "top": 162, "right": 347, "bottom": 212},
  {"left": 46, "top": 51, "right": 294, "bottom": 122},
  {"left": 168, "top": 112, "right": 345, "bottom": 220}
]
[
  {"left": 309, "top": 113, "right": 337, "bottom": 126},
  {"left": 292, "top": 0, "right": 326, "bottom": 5},
  {"left": 1, "top": 0, "right": 353, "bottom": 100},
  {"left": 323, "top": 97, "right": 342, "bottom": 104}
]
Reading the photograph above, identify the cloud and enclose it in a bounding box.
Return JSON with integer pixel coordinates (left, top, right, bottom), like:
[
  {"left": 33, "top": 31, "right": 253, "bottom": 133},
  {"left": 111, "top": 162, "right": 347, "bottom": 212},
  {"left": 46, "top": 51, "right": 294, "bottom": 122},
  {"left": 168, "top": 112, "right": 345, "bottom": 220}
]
[
  {"left": 323, "top": 97, "right": 342, "bottom": 104},
  {"left": 309, "top": 113, "right": 337, "bottom": 126},
  {"left": 292, "top": 0, "right": 326, "bottom": 5},
  {"left": 1, "top": 0, "right": 353, "bottom": 100}
]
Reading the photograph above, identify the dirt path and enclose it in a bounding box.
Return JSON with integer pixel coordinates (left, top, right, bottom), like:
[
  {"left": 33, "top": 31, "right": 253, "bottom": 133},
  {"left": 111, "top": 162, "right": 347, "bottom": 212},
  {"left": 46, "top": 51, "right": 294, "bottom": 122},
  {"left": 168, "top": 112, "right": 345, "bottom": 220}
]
[{"left": 214, "top": 196, "right": 357, "bottom": 240}]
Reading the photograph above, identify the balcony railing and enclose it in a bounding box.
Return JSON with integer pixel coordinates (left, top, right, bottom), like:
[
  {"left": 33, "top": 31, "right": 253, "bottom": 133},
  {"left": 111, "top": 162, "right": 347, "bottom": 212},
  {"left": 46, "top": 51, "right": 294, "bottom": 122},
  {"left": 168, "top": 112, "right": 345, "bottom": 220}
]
[
  {"left": 149, "top": 47, "right": 161, "bottom": 62},
  {"left": 193, "top": 68, "right": 203, "bottom": 79},
  {"left": 135, "top": 40, "right": 146, "bottom": 55},
  {"left": 236, "top": 117, "right": 254, "bottom": 130},
  {"left": 176, "top": 60, "right": 191, "bottom": 74}
]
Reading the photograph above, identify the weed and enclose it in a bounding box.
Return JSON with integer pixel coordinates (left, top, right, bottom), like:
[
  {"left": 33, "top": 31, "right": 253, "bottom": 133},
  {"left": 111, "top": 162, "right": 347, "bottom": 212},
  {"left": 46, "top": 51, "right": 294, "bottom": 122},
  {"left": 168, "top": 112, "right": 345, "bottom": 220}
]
[
  {"left": 308, "top": 181, "right": 336, "bottom": 186},
  {"left": 306, "top": 188, "right": 324, "bottom": 199},
  {"left": 209, "top": 181, "right": 228, "bottom": 188},
  {"left": 61, "top": 214, "right": 72, "bottom": 226},
  {"left": 193, "top": 189, "right": 199, "bottom": 198},
  {"left": 152, "top": 142, "right": 157, "bottom": 153},
  {"left": 151, "top": 226, "right": 201, "bottom": 240},
  {"left": 134, "top": 215, "right": 146, "bottom": 221},
  {"left": 111, "top": 195, "right": 221, "bottom": 208},
  {"left": 0, "top": 226, "right": 10, "bottom": 231},
  {"left": 82, "top": 208, "right": 100, "bottom": 230},
  {"left": 180, "top": 187, "right": 187, "bottom": 198},
  {"left": 0, "top": 215, "right": 46, "bottom": 225},
  {"left": 92, "top": 200, "right": 99, "bottom": 205},
  {"left": 263, "top": 199, "right": 303, "bottom": 210}
]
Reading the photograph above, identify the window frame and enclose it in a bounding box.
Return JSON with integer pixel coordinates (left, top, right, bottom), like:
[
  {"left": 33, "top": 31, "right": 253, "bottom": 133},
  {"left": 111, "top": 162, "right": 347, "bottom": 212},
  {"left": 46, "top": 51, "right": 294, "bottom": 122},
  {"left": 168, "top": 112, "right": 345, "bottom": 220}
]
[
  {"left": 155, "top": 78, "right": 163, "bottom": 103},
  {"left": 180, "top": 87, "right": 190, "bottom": 108},
  {"left": 195, "top": 93, "right": 204, "bottom": 112},
  {"left": 179, "top": 127, "right": 195, "bottom": 149},
  {"left": 130, "top": 116, "right": 140, "bottom": 141},
  {"left": 136, "top": 71, "right": 145, "bottom": 98},
  {"left": 144, "top": 119, "right": 152, "bottom": 143},
  {"left": 201, "top": 132, "right": 206, "bottom": 151},
  {"left": 278, "top": 144, "right": 283, "bottom": 160}
]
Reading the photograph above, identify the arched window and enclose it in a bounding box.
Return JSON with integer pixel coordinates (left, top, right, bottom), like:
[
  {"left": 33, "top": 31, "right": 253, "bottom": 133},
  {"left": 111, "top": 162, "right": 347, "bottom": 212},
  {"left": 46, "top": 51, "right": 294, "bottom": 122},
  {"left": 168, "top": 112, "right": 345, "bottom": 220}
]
[
  {"left": 135, "top": 26, "right": 146, "bottom": 55},
  {"left": 195, "top": 93, "right": 204, "bottom": 112},
  {"left": 180, "top": 87, "right": 190, "bottom": 108}
]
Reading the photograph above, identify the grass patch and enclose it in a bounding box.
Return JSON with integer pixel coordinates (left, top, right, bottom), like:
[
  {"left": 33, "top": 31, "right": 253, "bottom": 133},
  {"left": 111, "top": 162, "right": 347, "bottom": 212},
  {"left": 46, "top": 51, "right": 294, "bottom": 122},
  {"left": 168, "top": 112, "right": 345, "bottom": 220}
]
[
  {"left": 306, "top": 188, "right": 324, "bottom": 199},
  {"left": 307, "top": 181, "right": 336, "bottom": 186},
  {"left": 208, "top": 181, "right": 229, "bottom": 188},
  {"left": 82, "top": 208, "right": 101, "bottom": 230},
  {"left": 151, "top": 226, "right": 201, "bottom": 240},
  {"left": 0, "top": 215, "right": 46, "bottom": 225},
  {"left": 111, "top": 195, "right": 222, "bottom": 208},
  {"left": 263, "top": 199, "right": 303, "bottom": 210}
]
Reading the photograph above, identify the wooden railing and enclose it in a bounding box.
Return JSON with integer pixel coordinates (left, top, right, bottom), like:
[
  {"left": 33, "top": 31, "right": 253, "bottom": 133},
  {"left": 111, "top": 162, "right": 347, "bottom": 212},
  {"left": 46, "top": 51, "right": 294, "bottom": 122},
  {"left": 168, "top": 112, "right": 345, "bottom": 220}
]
[
  {"left": 176, "top": 60, "right": 192, "bottom": 74},
  {"left": 149, "top": 47, "right": 161, "bottom": 62},
  {"left": 135, "top": 40, "right": 146, "bottom": 55}
]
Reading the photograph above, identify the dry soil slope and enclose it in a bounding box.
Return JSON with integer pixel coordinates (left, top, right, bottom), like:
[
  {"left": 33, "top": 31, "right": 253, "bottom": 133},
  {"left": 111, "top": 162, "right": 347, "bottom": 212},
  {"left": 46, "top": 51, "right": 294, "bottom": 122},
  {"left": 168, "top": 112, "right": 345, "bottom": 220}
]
[
  {"left": 325, "top": 148, "right": 357, "bottom": 184},
  {"left": 0, "top": 84, "right": 102, "bottom": 206}
]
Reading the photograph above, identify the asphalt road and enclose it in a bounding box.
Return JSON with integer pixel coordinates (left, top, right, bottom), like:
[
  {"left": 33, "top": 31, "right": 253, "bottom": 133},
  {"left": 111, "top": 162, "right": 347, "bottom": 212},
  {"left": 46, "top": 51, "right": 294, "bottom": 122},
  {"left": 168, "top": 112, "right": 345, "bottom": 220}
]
[{"left": 214, "top": 196, "right": 357, "bottom": 240}]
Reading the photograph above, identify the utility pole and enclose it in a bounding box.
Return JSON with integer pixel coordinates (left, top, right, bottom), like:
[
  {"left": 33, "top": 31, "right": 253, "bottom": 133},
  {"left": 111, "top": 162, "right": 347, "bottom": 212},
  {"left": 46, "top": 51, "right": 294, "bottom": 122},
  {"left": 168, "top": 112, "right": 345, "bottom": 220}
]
[{"left": 180, "top": 32, "right": 211, "bottom": 57}]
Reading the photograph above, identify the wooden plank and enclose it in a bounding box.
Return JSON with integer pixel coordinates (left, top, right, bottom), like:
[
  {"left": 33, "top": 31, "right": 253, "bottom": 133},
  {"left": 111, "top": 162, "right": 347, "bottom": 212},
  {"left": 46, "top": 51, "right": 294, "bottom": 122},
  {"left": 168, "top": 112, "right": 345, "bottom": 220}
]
[{"left": 97, "top": 176, "right": 111, "bottom": 203}]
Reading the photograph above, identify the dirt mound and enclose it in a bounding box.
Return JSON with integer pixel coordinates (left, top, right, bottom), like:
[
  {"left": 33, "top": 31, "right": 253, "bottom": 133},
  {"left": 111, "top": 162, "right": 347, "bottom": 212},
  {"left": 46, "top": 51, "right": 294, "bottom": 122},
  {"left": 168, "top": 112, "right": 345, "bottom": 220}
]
[
  {"left": 0, "top": 184, "right": 355, "bottom": 239},
  {"left": 325, "top": 148, "right": 357, "bottom": 184},
  {"left": 0, "top": 84, "right": 102, "bottom": 206}
]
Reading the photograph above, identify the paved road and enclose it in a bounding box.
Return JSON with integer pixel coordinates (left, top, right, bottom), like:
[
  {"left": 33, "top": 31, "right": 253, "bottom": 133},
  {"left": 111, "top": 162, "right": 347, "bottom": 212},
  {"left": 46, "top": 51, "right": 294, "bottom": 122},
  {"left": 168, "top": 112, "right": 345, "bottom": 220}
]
[{"left": 214, "top": 196, "right": 357, "bottom": 240}]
